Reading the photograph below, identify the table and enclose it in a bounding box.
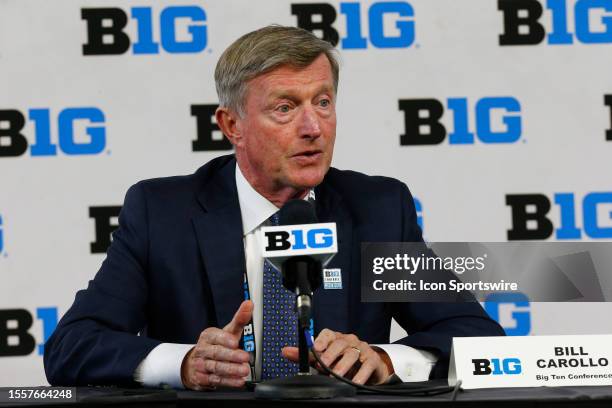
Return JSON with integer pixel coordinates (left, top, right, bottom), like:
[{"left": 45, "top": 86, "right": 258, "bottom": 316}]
[{"left": 2, "top": 383, "right": 612, "bottom": 408}]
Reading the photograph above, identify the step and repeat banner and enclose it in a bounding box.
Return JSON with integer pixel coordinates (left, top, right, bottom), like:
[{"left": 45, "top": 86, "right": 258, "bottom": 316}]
[{"left": 1, "top": 0, "right": 612, "bottom": 386}]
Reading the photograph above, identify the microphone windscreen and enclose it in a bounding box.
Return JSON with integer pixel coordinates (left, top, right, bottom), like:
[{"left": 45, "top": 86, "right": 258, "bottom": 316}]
[{"left": 279, "top": 199, "right": 317, "bottom": 225}]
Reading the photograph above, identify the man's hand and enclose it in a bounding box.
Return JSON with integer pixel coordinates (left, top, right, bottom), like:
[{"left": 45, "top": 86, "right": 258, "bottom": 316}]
[
  {"left": 281, "top": 329, "right": 394, "bottom": 385},
  {"left": 181, "top": 300, "right": 253, "bottom": 390}
]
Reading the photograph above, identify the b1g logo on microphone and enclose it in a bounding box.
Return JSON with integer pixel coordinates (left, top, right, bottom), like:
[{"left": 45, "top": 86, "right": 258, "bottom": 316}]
[
  {"left": 498, "top": 0, "right": 612, "bottom": 46},
  {"left": 472, "top": 358, "right": 522, "bottom": 375},
  {"left": 0, "top": 108, "right": 106, "bottom": 157},
  {"left": 507, "top": 192, "right": 612, "bottom": 240},
  {"left": 262, "top": 223, "right": 338, "bottom": 258},
  {"left": 191, "top": 104, "right": 232, "bottom": 152},
  {"left": 292, "top": 2, "right": 415, "bottom": 49},
  {"left": 81, "top": 6, "right": 207, "bottom": 55},
  {"left": 90, "top": 206, "right": 122, "bottom": 254},
  {"left": 0, "top": 308, "right": 58, "bottom": 357},
  {"left": 399, "top": 97, "right": 522, "bottom": 145}
]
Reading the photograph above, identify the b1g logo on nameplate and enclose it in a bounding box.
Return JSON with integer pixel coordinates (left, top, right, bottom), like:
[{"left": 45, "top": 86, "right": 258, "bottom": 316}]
[{"left": 449, "top": 335, "right": 612, "bottom": 389}]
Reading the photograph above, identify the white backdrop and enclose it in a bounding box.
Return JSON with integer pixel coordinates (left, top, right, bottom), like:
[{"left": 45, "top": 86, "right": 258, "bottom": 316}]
[{"left": 1, "top": 0, "right": 612, "bottom": 386}]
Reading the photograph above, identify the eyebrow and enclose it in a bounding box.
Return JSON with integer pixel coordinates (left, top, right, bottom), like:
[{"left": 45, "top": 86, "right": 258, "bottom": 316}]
[{"left": 268, "top": 85, "right": 334, "bottom": 102}]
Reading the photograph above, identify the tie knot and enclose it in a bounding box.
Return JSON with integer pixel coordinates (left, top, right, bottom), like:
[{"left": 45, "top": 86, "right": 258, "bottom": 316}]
[{"left": 269, "top": 212, "right": 280, "bottom": 226}]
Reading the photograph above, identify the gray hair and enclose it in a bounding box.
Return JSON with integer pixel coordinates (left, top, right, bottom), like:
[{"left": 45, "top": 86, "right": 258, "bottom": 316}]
[{"left": 214, "top": 25, "right": 340, "bottom": 115}]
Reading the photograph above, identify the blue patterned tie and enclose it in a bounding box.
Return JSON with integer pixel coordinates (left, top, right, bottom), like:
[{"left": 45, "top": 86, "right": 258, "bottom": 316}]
[{"left": 261, "top": 212, "right": 299, "bottom": 380}]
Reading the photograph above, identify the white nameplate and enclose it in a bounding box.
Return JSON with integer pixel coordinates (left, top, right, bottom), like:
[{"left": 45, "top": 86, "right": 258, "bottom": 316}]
[{"left": 449, "top": 335, "right": 612, "bottom": 389}]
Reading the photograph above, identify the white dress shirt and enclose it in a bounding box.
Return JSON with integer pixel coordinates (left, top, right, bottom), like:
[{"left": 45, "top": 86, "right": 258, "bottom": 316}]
[{"left": 134, "top": 166, "right": 437, "bottom": 388}]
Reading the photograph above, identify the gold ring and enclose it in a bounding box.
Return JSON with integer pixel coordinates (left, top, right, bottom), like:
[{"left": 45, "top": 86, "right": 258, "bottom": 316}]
[{"left": 351, "top": 346, "right": 366, "bottom": 363}]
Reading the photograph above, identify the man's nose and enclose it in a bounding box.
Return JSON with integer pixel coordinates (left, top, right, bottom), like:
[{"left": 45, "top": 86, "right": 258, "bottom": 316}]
[{"left": 298, "top": 106, "right": 321, "bottom": 139}]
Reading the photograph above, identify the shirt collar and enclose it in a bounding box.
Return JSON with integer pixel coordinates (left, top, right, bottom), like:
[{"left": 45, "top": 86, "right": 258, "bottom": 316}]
[
  {"left": 235, "top": 165, "right": 317, "bottom": 236},
  {"left": 235, "top": 165, "right": 279, "bottom": 236}
]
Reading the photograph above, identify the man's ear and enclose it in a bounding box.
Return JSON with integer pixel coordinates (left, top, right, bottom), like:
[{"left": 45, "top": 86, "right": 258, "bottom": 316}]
[{"left": 216, "top": 107, "right": 243, "bottom": 147}]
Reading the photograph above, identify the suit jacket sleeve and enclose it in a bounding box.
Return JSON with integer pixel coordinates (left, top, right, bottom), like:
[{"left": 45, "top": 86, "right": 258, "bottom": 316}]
[
  {"left": 44, "top": 182, "right": 161, "bottom": 386},
  {"left": 388, "top": 183, "right": 506, "bottom": 379}
]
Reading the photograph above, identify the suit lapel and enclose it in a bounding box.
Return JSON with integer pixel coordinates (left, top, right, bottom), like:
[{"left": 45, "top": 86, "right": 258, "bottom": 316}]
[
  {"left": 192, "top": 158, "right": 246, "bottom": 328},
  {"left": 313, "top": 181, "right": 353, "bottom": 334},
  {"left": 190, "top": 159, "right": 356, "bottom": 333}
]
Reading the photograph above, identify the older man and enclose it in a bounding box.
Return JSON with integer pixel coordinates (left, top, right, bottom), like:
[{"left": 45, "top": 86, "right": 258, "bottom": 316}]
[{"left": 44, "top": 26, "right": 504, "bottom": 390}]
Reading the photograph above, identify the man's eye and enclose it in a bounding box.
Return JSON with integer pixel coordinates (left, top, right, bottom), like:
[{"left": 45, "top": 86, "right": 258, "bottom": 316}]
[
  {"left": 277, "top": 105, "right": 290, "bottom": 113},
  {"left": 319, "top": 99, "right": 330, "bottom": 108}
]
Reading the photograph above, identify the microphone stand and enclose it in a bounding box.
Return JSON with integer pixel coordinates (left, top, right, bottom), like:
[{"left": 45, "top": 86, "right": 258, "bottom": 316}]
[{"left": 254, "top": 257, "right": 356, "bottom": 399}]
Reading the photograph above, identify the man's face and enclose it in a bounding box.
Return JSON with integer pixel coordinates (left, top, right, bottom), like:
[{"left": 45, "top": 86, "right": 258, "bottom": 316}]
[{"left": 233, "top": 54, "right": 336, "bottom": 194}]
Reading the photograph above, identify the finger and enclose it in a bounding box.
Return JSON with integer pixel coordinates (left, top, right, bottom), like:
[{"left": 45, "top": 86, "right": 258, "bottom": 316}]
[
  {"left": 194, "top": 372, "right": 246, "bottom": 388},
  {"left": 201, "top": 343, "right": 251, "bottom": 363},
  {"left": 281, "top": 346, "right": 316, "bottom": 365},
  {"left": 223, "top": 300, "right": 254, "bottom": 336},
  {"left": 329, "top": 347, "right": 361, "bottom": 377},
  {"left": 352, "top": 358, "right": 377, "bottom": 385},
  {"left": 202, "top": 360, "right": 250, "bottom": 378},
  {"left": 200, "top": 327, "right": 239, "bottom": 349},
  {"left": 313, "top": 328, "right": 337, "bottom": 352},
  {"left": 319, "top": 338, "right": 349, "bottom": 366},
  {"left": 281, "top": 346, "right": 299, "bottom": 363},
  {"left": 193, "top": 359, "right": 251, "bottom": 377}
]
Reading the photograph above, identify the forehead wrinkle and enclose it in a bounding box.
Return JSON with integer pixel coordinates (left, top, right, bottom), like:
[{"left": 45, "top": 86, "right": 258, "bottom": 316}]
[{"left": 245, "top": 56, "right": 335, "bottom": 108}]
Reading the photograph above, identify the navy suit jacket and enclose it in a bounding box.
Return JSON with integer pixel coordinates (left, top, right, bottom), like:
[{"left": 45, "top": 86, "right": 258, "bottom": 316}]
[{"left": 44, "top": 154, "right": 504, "bottom": 386}]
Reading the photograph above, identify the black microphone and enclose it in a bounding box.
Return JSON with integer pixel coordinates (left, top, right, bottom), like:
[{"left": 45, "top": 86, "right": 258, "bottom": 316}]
[
  {"left": 278, "top": 199, "right": 323, "bottom": 328},
  {"left": 255, "top": 200, "right": 355, "bottom": 399},
  {"left": 279, "top": 198, "right": 317, "bottom": 225}
]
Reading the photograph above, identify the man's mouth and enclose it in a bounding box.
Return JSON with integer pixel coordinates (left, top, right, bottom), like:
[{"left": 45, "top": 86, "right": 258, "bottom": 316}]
[
  {"left": 294, "top": 150, "right": 321, "bottom": 157},
  {"left": 291, "top": 150, "right": 323, "bottom": 163}
]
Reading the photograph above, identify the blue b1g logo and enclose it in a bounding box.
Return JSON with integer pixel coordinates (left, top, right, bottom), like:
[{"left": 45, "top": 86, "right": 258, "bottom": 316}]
[
  {"left": 399, "top": 97, "right": 522, "bottom": 145},
  {"left": 484, "top": 292, "right": 531, "bottom": 336},
  {"left": 499, "top": 0, "right": 612, "bottom": 46},
  {"left": 472, "top": 358, "right": 523, "bottom": 375},
  {"left": 507, "top": 192, "right": 612, "bottom": 240},
  {"left": 265, "top": 228, "right": 334, "bottom": 251},
  {"left": 292, "top": 2, "right": 415, "bottom": 49},
  {"left": 0, "top": 307, "right": 58, "bottom": 357},
  {"left": 242, "top": 324, "right": 255, "bottom": 352},
  {"left": 81, "top": 6, "right": 207, "bottom": 55},
  {"left": 0, "top": 108, "right": 106, "bottom": 157}
]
